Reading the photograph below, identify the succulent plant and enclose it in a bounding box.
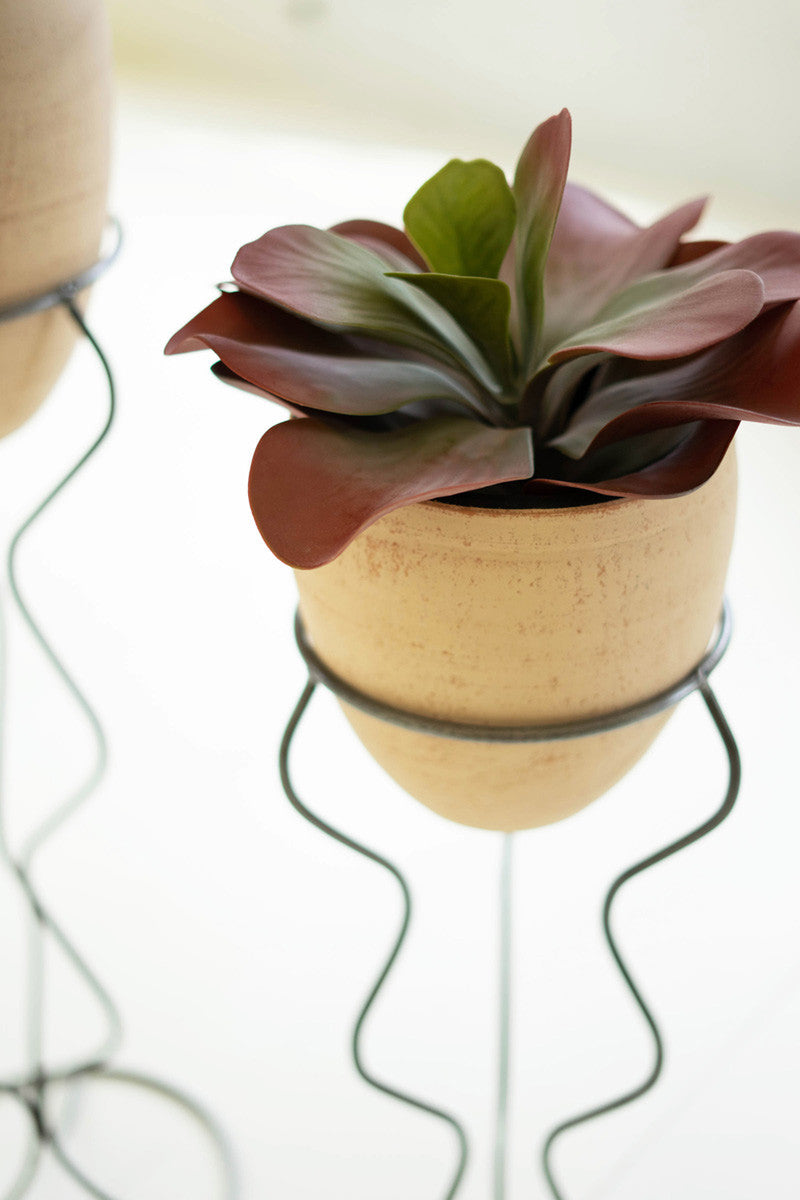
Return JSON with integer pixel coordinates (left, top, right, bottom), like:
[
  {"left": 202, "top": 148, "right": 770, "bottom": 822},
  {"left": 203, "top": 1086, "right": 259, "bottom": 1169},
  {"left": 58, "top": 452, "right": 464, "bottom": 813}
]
[{"left": 167, "top": 109, "right": 800, "bottom": 568}]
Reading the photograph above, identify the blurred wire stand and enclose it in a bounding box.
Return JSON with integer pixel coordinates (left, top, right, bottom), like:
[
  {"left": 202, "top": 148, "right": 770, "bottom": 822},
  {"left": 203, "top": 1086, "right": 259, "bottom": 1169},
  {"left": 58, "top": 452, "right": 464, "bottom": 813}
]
[{"left": 0, "top": 231, "right": 237, "bottom": 1200}]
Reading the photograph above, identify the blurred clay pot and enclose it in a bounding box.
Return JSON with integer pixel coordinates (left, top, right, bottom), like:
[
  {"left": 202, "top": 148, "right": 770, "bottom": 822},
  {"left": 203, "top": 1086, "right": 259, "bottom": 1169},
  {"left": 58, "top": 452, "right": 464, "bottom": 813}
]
[
  {"left": 294, "top": 449, "right": 737, "bottom": 832},
  {"left": 0, "top": 0, "right": 112, "bottom": 439}
]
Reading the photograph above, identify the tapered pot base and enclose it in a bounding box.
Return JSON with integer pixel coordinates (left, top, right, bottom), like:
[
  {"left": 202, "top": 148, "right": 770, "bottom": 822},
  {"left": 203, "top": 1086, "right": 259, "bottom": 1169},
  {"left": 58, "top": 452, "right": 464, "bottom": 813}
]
[
  {"left": 341, "top": 705, "right": 672, "bottom": 831},
  {"left": 295, "top": 450, "right": 737, "bottom": 831}
]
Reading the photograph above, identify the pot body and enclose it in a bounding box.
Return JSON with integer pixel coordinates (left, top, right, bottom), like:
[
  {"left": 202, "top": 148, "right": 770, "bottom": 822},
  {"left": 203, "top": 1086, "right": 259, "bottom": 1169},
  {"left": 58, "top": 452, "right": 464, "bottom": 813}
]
[
  {"left": 294, "top": 450, "right": 737, "bottom": 831},
  {"left": 0, "top": 0, "right": 112, "bottom": 438}
]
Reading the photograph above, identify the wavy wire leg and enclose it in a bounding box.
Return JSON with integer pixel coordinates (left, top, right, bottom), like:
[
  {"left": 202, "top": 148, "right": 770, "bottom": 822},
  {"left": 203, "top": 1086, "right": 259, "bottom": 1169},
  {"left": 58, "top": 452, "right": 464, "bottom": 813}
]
[
  {"left": 5, "top": 298, "right": 122, "bottom": 1087},
  {"left": 0, "top": 601, "right": 42, "bottom": 1200},
  {"left": 279, "top": 679, "right": 470, "bottom": 1200},
  {"left": 0, "top": 299, "right": 237, "bottom": 1199},
  {"left": 541, "top": 676, "right": 741, "bottom": 1199},
  {"left": 0, "top": 298, "right": 120, "bottom": 1198}
]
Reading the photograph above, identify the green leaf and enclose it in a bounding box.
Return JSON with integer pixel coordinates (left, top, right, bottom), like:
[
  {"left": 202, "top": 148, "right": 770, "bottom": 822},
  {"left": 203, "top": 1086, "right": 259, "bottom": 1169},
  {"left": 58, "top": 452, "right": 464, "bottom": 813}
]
[
  {"left": 403, "top": 159, "right": 516, "bottom": 279},
  {"left": 513, "top": 109, "right": 572, "bottom": 374},
  {"left": 387, "top": 272, "right": 514, "bottom": 389}
]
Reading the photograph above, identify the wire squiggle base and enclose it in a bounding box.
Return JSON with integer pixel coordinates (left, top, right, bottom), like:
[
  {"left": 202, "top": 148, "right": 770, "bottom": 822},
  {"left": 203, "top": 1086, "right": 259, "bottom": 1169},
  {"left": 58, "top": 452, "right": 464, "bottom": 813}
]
[
  {"left": 281, "top": 614, "right": 740, "bottom": 1200},
  {"left": 0, "top": 288, "right": 237, "bottom": 1199},
  {"left": 279, "top": 680, "right": 470, "bottom": 1200},
  {"left": 541, "top": 677, "right": 741, "bottom": 1198}
]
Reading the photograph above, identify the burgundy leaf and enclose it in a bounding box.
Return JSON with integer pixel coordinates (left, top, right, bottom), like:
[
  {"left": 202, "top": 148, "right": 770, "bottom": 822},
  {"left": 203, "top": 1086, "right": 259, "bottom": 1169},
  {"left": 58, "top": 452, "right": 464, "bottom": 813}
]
[
  {"left": 165, "top": 291, "right": 485, "bottom": 416},
  {"left": 536, "top": 420, "right": 738, "bottom": 498},
  {"left": 166, "top": 290, "right": 344, "bottom": 356},
  {"left": 211, "top": 363, "right": 466, "bottom": 430},
  {"left": 542, "top": 189, "right": 707, "bottom": 353},
  {"left": 248, "top": 416, "right": 534, "bottom": 568},
  {"left": 210, "top": 362, "right": 309, "bottom": 417},
  {"left": 657, "top": 230, "right": 800, "bottom": 305},
  {"left": 548, "top": 269, "right": 764, "bottom": 366},
  {"left": 668, "top": 238, "right": 728, "bottom": 266},
  {"left": 513, "top": 109, "right": 572, "bottom": 367},
  {"left": 330, "top": 219, "right": 428, "bottom": 271},
  {"left": 231, "top": 224, "right": 497, "bottom": 387},
  {"left": 552, "top": 300, "right": 800, "bottom": 457}
]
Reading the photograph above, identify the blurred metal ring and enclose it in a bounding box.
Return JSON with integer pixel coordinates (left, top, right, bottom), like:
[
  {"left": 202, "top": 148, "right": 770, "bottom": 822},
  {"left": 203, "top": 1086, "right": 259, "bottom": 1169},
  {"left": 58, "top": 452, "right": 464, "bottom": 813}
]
[{"left": 0, "top": 217, "right": 122, "bottom": 324}]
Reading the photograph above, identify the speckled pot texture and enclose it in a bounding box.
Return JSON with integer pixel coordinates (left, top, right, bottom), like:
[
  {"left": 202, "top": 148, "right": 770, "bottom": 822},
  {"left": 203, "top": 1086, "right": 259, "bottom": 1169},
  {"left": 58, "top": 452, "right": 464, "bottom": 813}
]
[
  {"left": 294, "top": 449, "right": 737, "bottom": 831},
  {"left": 0, "top": 0, "right": 112, "bottom": 439}
]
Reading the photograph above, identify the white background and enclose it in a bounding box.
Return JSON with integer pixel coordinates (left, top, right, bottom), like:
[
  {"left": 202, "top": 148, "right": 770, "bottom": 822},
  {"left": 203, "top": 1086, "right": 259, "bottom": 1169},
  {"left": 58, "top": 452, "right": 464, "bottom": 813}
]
[
  {"left": 1, "top": 45, "right": 800, "bottom": 1200},
  {"left": 107, "top": 0, "right": 800, "bottom": 220}
]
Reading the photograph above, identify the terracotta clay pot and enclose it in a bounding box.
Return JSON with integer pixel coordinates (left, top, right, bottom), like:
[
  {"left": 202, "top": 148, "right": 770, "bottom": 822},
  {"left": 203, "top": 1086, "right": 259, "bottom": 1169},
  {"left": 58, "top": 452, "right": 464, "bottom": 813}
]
[
  {"left": 294, "top": 449, "right": 737, "bottom": 832},
  {"left": 0, "top": 0, "right": 112, "bottom": 439}
]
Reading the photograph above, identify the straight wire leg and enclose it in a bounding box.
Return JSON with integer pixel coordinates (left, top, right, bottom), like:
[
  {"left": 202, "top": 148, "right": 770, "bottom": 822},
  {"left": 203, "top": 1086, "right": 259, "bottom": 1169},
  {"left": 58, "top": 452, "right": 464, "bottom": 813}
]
[
  {"left": 540, "top": 676, "right": 741, "bottom": 1199},
  {"left": 494, "top": 834, "right": 513, "bottom": 1200},
  {"left": 279, "top": 679, "right": 470, "bottom": 1200}
]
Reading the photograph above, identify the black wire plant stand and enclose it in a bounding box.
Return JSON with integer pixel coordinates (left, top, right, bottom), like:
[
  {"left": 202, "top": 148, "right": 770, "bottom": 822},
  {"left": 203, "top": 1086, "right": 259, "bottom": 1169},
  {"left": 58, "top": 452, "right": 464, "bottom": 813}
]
[
  {"left": 281, "top": 602, "right": 741, "bottom": 1200},
  {"left": 0, "top": 228, "right": 743, "bottom": 1199},
  {"left": 0, "top": 229, "right": 236, "bottom": 1200}
]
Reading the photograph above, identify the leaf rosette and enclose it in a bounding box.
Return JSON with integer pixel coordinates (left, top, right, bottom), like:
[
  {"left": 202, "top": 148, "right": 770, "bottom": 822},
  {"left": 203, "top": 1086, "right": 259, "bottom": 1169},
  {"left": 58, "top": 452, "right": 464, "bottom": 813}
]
[{"left": 167, "top": 110, "right": 800, "bottom": 567}]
